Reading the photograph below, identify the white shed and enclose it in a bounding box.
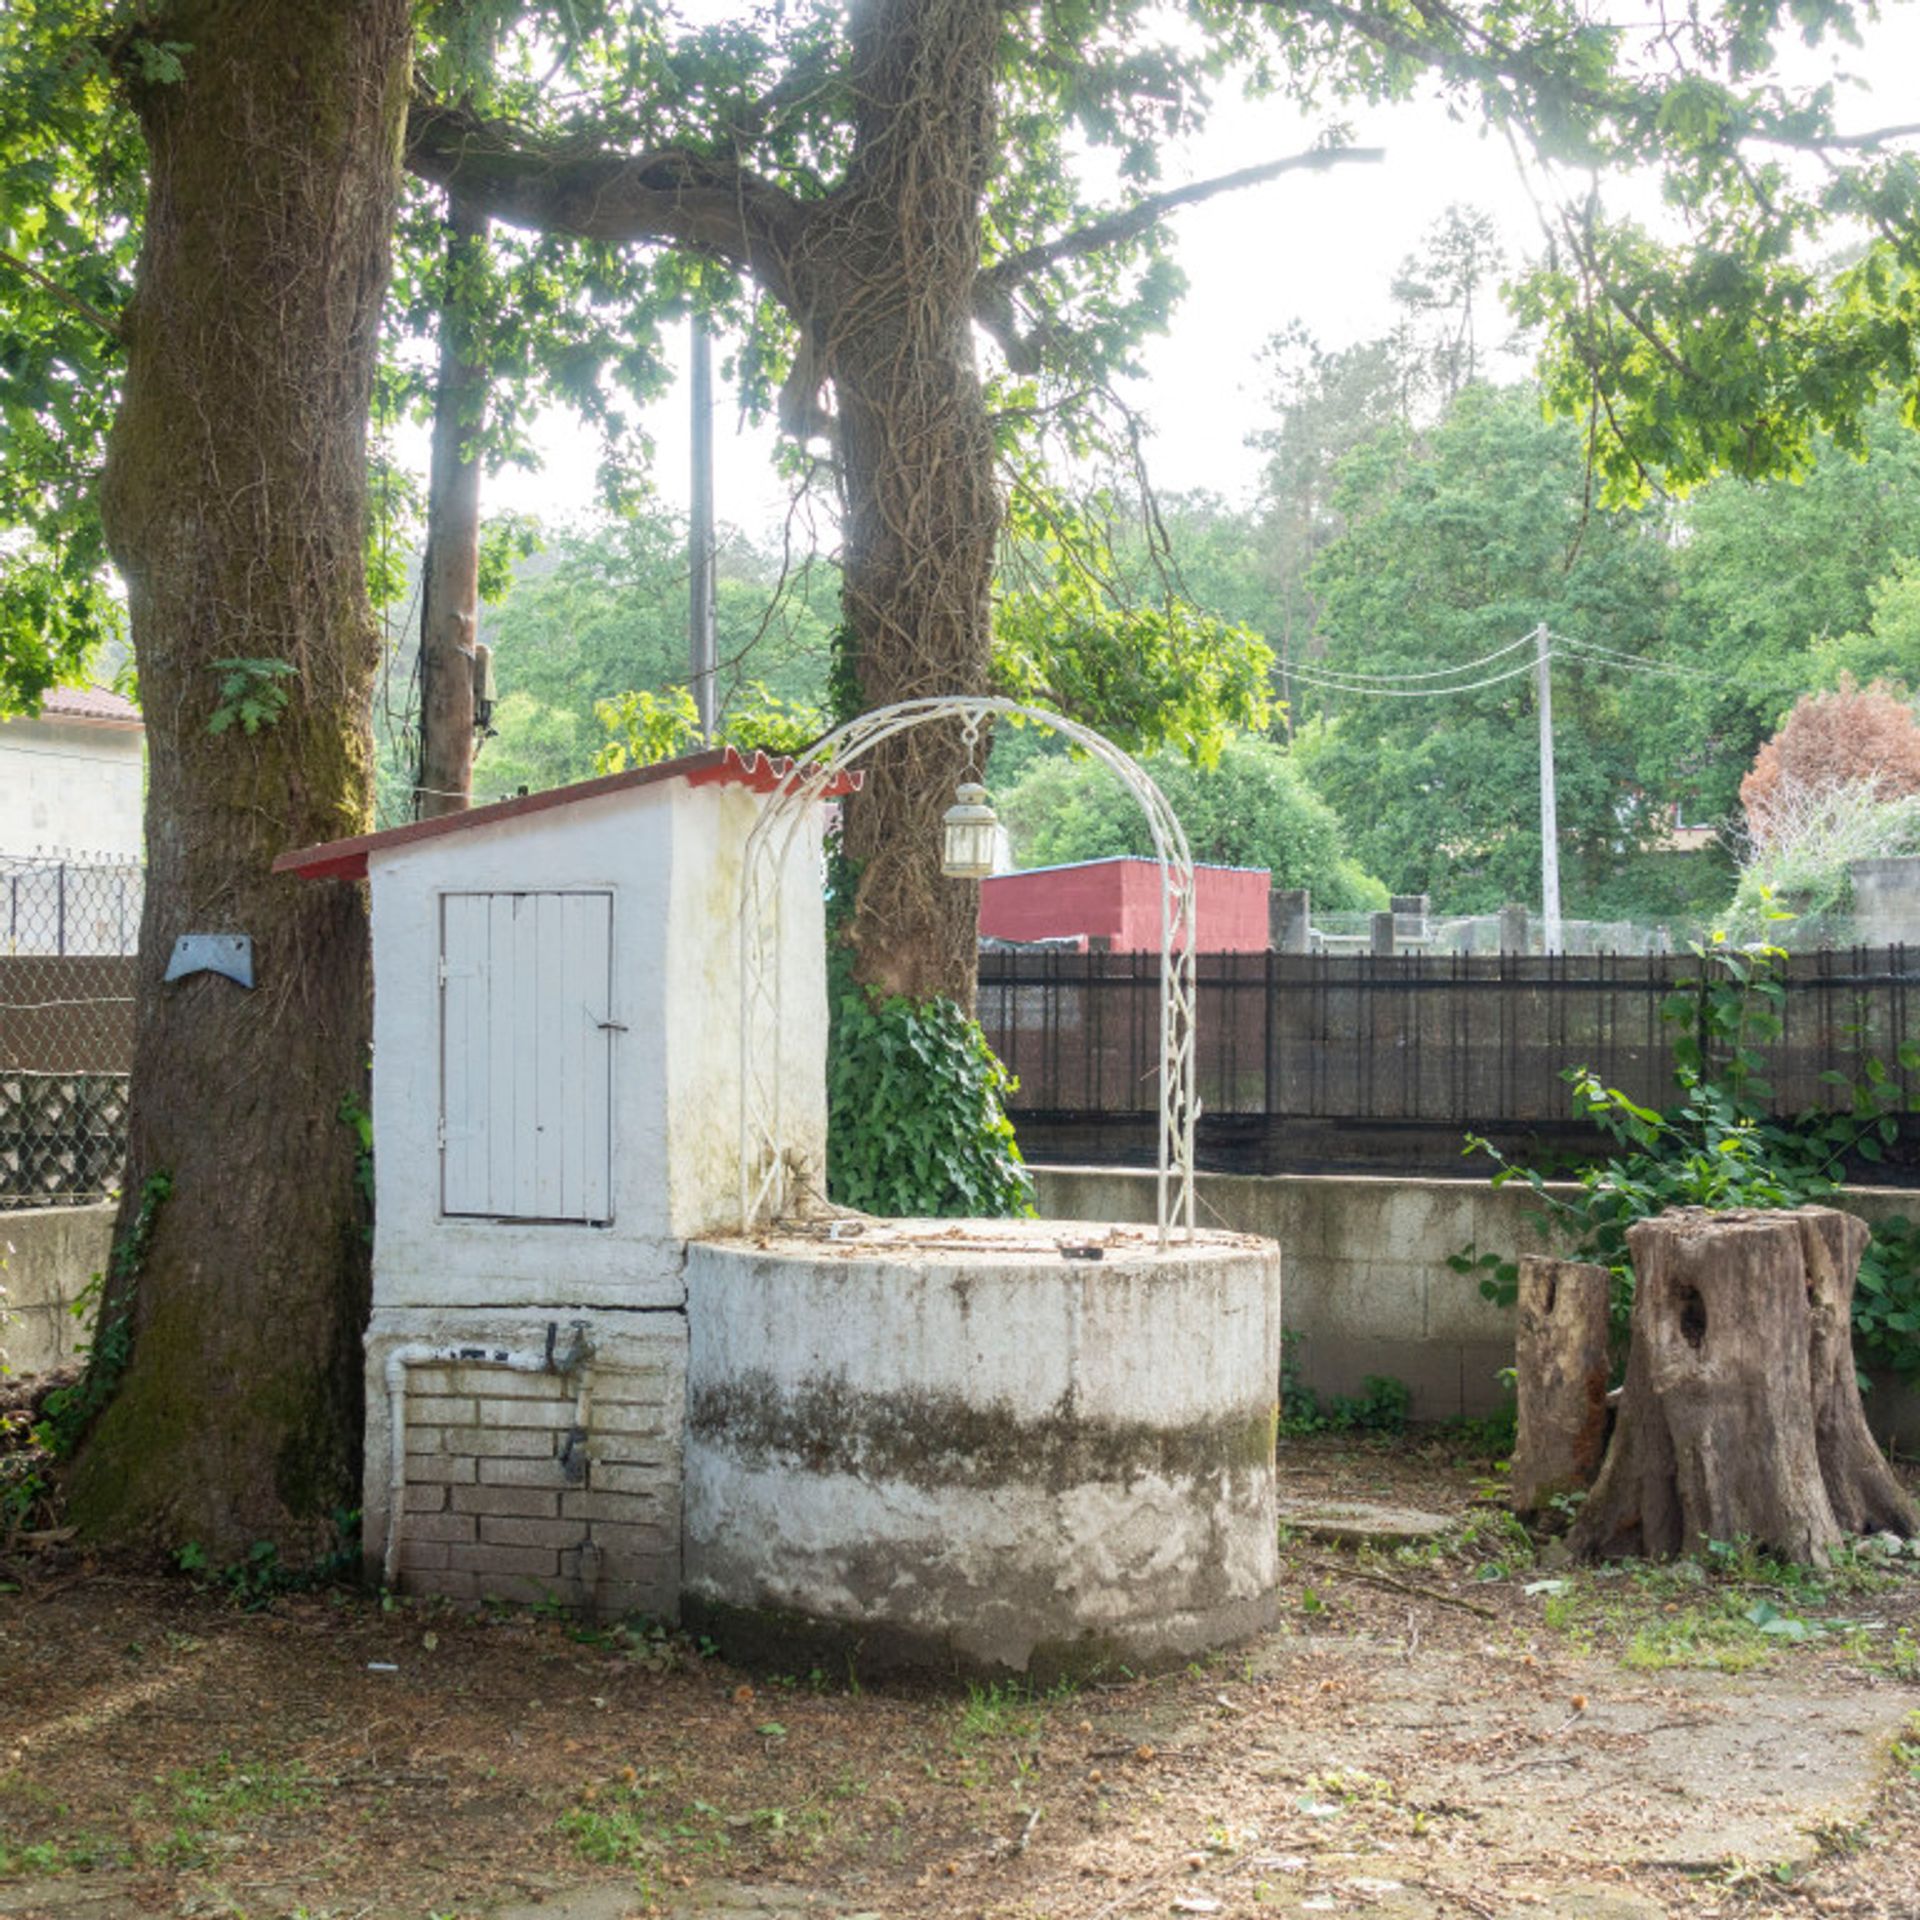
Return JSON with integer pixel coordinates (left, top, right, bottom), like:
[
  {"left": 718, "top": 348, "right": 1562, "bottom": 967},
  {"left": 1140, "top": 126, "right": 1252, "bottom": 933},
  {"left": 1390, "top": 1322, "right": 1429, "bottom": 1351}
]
[
  {"left": 281, "top": 736, "right": 1284, "bottom": 1676},
  {"left": 277, "top": 746, "right": 846, "bottom": 1617}
]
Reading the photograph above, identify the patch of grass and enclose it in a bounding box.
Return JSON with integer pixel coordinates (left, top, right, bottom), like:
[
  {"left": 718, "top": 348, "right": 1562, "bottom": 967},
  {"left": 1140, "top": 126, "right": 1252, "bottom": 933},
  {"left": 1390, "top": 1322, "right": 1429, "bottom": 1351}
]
[
  {"left": 1883, "top": 1627, "right": 1920, "bottom": 1683},
  {"left": 120, "top": 1754, "right": 321, "bottom": 1870},
  {"left": 558, "top": 1771, "right": 735, "bottom": 1883},
  {"left": 950, "top": 1676, "right": 1077, "bottom": 1751},
  {"left": 1385, "top": 1505, "right": 1537, "bottom": 1578},
  {"left": 0, "top": 1832, "right": 132, "bottom": 1878},
  {"left": 1620, "top": 1613, "right": 1777, "bottom": 1673},
  {"left": 166, "top": 1756, "right": 319, "bottom": 1823},
  {"left": 1529, "top": 1539, "right": 1903, "bottom": 1672},
  {"left": 1893, "top": 1713, "right": 1920, "bottom": 1781}
]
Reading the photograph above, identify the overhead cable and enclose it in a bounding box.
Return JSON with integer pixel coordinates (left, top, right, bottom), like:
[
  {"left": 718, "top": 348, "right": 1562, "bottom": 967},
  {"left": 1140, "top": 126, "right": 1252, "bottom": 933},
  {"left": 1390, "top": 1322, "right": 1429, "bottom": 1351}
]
[
  {"left": 1286, "top": 629, "right": 1542, "bottom": 683},
  {"left": 1280, "top": 655, "right": 1547, "bottom": 698},
  {"left": 1549, "top": 633, "right": 1720, "bottom": 682}
]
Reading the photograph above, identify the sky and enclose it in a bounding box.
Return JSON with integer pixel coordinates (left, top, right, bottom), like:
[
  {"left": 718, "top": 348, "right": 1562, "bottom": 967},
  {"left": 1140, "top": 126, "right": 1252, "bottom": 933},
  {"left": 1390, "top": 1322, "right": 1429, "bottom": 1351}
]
[{"left": 475, "top": 2, "right": 1920, "bottom": 537}]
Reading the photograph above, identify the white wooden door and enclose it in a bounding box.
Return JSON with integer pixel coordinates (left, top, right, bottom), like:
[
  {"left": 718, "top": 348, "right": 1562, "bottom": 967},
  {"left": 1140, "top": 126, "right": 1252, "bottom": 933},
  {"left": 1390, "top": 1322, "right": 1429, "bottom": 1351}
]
[{"left": 439, "top": 890, "right": 614, "bottom": 1223}]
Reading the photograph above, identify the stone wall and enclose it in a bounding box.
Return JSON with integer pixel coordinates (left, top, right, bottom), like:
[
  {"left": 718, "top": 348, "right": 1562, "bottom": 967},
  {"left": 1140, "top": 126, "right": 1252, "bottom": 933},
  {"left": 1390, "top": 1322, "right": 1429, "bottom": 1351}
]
[
  {"left": 1036, "top": 1168, "right": 1541, "bottom": 1422},
  {"left": 1848, "top": 856, "right": 1920, "bottom": 946},
  {"left": 0, "top": 1203, "right": 112, "bottom": 1375}
]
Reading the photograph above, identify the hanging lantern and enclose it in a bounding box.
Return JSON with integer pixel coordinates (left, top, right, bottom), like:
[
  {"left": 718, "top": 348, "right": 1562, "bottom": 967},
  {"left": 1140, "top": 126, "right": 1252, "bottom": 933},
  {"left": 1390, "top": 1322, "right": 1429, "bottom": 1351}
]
[{"left": 941, "top": 781, "right": 999, "bottom": 879}]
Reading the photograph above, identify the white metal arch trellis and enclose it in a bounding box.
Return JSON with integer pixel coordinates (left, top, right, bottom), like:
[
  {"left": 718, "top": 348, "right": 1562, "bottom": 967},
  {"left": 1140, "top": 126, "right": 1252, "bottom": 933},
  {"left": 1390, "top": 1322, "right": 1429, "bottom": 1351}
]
[{"left": 738, "top": 696, "right": 1198, "bottom": 1245}]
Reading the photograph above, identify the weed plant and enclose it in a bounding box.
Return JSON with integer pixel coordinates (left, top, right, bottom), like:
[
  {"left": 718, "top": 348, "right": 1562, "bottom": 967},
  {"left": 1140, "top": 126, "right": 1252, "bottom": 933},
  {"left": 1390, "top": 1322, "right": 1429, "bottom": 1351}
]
[{"left": 1453, "top": 930, "right": 1920, "bottom": 1375}]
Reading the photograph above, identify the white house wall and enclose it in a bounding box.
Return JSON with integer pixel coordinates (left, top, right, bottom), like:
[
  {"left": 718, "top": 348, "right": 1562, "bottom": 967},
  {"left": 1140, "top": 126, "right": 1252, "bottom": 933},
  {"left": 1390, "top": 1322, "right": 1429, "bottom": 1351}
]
[
  {"left": 366, "top": 776, "right": 830, "bottom": 1308},
  {"left": 0, "top": 719, "right": 143, "bottom": 862}
]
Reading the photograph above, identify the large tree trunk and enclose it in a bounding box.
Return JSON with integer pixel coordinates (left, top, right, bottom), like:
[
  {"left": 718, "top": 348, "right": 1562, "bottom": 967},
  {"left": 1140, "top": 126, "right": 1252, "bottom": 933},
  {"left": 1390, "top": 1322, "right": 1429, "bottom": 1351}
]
[
  {"left": 1567, "top": 1207, "right": 1917, "bottom": 1567},
  {"left": 71, "top": 0, "right": 411, "bottom": 1561},
  {"left": 415, "top": 189, "right": 490, "bottom": 821},
  {"left": 811, "top": 0, "right": 1003, "bottom": 1006}
]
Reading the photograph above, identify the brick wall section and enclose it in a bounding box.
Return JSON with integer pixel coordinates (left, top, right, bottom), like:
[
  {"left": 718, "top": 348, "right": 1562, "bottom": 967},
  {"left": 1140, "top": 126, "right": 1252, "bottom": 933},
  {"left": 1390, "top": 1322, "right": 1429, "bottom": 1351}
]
[{"left": 377, "top": 1322, "right": 684, "bottom": 1619}]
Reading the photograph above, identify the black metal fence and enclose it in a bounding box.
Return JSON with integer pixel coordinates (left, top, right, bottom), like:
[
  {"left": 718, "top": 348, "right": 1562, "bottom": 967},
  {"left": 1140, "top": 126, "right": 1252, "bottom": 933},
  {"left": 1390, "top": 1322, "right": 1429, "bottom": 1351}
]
[
  {"left": 979, "top": 947, "right": 1920, "bottom": 1177},
  {"left": 1, "top": 856, "right": 138, "bottom": 1207}
]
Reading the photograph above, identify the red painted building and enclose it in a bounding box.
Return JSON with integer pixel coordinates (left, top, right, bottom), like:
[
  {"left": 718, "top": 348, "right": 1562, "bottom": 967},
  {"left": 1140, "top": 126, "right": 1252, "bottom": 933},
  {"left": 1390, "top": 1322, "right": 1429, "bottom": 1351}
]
[{"left": 980, "top": 856, "right": 1270, "bottom": 953}]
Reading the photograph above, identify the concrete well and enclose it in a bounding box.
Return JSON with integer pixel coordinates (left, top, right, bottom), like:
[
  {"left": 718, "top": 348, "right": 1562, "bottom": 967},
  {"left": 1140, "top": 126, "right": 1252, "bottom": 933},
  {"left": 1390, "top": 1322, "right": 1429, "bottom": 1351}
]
[{"left": 682, "top": 1217, "right": 1282, "bottom": 1678}]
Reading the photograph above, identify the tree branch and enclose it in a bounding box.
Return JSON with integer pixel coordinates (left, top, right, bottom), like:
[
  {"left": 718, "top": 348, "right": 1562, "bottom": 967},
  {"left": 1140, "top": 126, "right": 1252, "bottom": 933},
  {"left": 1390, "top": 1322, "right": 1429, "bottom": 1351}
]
[
  {"left": 1261, "top": 0, "right": 1919, "bottom": 162},
  {"left": 403, "top": 99, "right": 808, "bottom": 304},
  {"left": 0, "top": 246, "right": 122, "bottom": 341},
  {"left": 980, "top": 146, "right": 1384, "bottom": 296}
]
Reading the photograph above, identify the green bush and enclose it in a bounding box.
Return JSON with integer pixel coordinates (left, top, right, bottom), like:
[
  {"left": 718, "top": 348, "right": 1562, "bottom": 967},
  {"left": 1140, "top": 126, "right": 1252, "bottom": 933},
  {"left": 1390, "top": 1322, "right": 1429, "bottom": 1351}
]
[{"left": 1722, "top": 786, "right": 1920, "bottom": 947}]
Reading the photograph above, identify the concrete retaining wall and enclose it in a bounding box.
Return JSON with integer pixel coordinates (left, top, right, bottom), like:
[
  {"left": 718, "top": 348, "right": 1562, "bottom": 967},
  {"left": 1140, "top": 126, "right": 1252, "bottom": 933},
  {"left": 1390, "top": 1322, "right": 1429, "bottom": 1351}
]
[
  {"left": 682, "top": 1219, "right": 1282, "bottom": 1678},
  {"left": 1032, "top": 1169, "right": 1920, "bottom": 1439},
  {"left": 1034, "top": 1168, "right": 1546, "bottom": 1422},
  {"left": 1848, "top": 857, "right": 1920, "bottom": 945},
  {"left": 0, "top": 1204, "right": 112, "bottom": 1375}
]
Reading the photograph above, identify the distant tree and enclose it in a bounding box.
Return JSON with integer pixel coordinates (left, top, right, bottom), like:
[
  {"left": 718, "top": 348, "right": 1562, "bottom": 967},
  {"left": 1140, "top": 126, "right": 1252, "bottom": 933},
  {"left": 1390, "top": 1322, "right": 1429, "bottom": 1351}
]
[
  {"left": 1812, "top": 557, "right": 1920, "bottom": 695},
  {"left": 1650, "top": 403, "right": 1920, "bottom": 821},
  {"left": 997, "top": 736, "right": 1386, "bottom": 910},
  {"left": 1297, "top": 382, "right": 1674, "bottom": 912},
  {"left": 467, "top": 689, "right": 590, "bottom": 802},
  {"left": 1741, "top": 680, "right": 1920, "bottom": 850},
  {"left": 476, "top": 515, "right": 837, "bottom": 742},
  {"left": 1249, "top": 328, "right": 1408, "bottom": 717},
  {"left": 1387, "top": 204, "right": 1508, "bottom": 407}
]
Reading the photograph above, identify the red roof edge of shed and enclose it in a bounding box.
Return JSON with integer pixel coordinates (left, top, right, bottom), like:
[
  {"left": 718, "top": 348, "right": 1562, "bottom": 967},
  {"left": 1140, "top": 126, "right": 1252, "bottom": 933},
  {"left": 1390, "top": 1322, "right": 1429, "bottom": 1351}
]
[{"left": 273, "top": 745, "right": 862, "bottom": 884}]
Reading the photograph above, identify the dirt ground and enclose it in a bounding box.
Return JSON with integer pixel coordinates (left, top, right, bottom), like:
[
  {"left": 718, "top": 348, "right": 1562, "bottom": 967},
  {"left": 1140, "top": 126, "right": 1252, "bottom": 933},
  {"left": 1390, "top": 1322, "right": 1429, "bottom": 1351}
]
[{"left": 3, "top": 1434, "right": 1920, "bottom": 1920}]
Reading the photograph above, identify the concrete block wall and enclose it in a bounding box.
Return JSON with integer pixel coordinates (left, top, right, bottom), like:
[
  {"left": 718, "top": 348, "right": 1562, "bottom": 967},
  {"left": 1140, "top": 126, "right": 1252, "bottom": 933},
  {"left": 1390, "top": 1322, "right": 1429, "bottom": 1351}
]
[
  {"left": 1034, "top": 1168, "right": 1543, "bottom": 1421},
  {"left": 0, "top": 1203, "right": 113, "bottom": 1375},
  {"left": 365, "top": 1308, "right": 685, "bottom": 1617}
]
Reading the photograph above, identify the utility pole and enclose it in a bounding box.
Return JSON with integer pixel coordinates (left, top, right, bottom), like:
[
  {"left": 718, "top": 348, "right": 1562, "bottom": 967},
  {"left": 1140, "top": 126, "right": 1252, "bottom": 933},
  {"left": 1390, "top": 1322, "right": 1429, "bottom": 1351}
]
[
  {"left": 1535, "top": 623, "right": 1561, "bottom": 954},
  {"left": 689, "top": 312, "right": 717, "bottom": 742}
]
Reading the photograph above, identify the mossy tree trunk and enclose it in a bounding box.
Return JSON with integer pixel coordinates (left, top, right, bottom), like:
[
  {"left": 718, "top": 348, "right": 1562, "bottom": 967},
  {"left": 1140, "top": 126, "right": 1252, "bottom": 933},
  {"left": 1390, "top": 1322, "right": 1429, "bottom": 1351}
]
[
  {"left": 70, "top": 0, "right": 412, "bottom": 1561},
  {"left": 804, "top": 0, "right": 1003, "bottom": 1007}
]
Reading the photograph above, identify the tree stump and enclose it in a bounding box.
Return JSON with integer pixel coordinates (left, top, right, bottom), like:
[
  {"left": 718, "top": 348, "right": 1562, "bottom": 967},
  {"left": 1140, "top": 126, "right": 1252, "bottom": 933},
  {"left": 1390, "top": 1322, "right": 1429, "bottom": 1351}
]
[
  {"left": 1510, "top": 1257, "right": 1612, "bottom": 1516},
  {"left": 1567, "top": 1207, "right": 1917, "bottom": 1566}
]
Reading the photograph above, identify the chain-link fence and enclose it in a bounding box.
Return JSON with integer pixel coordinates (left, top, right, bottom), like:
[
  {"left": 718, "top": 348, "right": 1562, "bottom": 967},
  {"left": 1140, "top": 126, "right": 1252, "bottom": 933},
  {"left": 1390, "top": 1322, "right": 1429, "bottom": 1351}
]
[{"left": 0, "top": 855, "right": 139, "bottom": 1209}]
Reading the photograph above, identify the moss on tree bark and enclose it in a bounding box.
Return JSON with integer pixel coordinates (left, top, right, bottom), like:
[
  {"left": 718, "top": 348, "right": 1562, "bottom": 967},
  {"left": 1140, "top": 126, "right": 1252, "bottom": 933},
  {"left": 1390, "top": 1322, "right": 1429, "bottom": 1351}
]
[{"left": 67, "top": 0, "right": 412, "bottom": 1561}]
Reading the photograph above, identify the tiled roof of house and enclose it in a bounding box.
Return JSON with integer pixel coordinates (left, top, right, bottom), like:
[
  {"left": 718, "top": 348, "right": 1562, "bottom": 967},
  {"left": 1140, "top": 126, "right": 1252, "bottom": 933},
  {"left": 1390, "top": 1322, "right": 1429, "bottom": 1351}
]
[{"left": 35, "top": 685, "right": 142, "bottom": 726}]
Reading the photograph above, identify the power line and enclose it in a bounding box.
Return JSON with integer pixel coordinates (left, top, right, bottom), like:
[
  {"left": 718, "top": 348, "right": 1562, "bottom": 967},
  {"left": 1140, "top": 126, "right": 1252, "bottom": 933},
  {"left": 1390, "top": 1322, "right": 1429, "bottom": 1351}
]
[
  {"left": 1290, "top": 629, "right": 1542, "bottom": 684},
  {"left": 1549, "top": 633, "right": 1720, "bottom": 682},
  {"left": 1287, "top": 631, "right": 1710, "bottom": 699},
  {"left": 1282, "top": 654, "right": 1546, "bottom": 698}
]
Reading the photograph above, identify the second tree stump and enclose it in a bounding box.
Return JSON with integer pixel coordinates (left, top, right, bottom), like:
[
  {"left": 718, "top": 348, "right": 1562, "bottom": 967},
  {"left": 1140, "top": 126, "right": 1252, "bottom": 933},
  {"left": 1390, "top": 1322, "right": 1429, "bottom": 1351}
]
[{"left": 1510, "top": 1255, "right": 1612, "bottom": 1516}]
